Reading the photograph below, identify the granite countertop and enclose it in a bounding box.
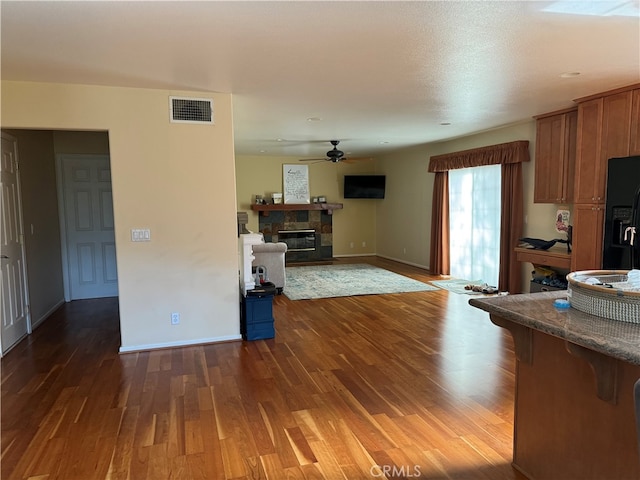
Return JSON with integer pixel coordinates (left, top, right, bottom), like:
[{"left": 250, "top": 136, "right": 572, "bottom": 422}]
[{"left": 469, "top": 291, "right": 640, "bottom": 366}]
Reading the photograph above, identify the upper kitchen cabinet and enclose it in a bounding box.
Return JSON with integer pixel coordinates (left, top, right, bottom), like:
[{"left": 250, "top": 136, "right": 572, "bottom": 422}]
[
  {"left": 533, "top": 108, "right": 577, "bottom": 204},
  {"left": 574, "top": 86, "right": 637, "bottom": 204},
  {"left": 574, "top": 97, "right": 605, "bottom": 203},
  {"left": 601, "top": 90, "right": 633, "bottom": 161}
]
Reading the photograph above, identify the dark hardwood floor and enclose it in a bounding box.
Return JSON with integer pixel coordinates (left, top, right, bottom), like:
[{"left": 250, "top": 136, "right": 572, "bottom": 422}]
[{"left": 1, "top": 257, "right": 526, "bottom": 479}]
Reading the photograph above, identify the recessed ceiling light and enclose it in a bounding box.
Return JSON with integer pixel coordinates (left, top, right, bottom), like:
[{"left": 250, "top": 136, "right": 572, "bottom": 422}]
[
  {"left": 259, "top": 149, "right": 266, "bottom": 153},
  {"left": 440, "top": 122, "right": 451, "bottom": 126},
  {"left": 307, "top": 117, "right": 322, "bottom": 122},
  {"left": 379, "top": 141, "right": 390, "bottom": 144},
  {"left": 276, "top": 138, "right": 283, "bottom": 142},
  {"left": 560, "top": 72, "right": 581, "bottom": 78}
]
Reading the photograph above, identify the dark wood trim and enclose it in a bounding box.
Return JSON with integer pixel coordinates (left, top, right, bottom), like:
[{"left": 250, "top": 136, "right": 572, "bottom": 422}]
[
  {"left": 533, "top": 106, "right": 578, "bottom": 119},
  {"left": 251, "top": 202, "right": 343, "bottom": 216},
  {"left": 573, "top": 82, "right": 640, "bottom": 103},
  {"left": 490, "top": 315, "right": 533, "bottom": 364},
  {"left": 565, "top": 341, "right": 619, "bottom": 404}
]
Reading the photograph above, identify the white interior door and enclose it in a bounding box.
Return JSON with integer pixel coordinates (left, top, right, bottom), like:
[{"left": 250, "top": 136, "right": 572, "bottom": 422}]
[
  {"left": 59, "top": 155, "right": 118, "bottom": 300},
  {"left": 1, "top": 133, "right": 30, "bottom": 354}
]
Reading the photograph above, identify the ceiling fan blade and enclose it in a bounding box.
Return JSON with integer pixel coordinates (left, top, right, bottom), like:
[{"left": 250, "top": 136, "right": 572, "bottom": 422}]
[{"left": 299, "top": 158, "right": 328, "bottom": 162}]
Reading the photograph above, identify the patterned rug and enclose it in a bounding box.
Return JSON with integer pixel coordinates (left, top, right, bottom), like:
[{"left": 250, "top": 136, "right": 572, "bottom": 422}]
[
  {"left": 284, "top": 264, "right": 439, "bottom": 300},
  {"left": 429, "top": 278, "right": 484, "bottom": 295}
]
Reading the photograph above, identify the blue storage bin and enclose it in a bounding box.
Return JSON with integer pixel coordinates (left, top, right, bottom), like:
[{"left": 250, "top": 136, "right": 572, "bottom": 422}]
[
  {"left": 245, "top": 321, "right": 275, "bottom": 341},
  {"left": 241, "top": 294, "right": 274, "bottom": 340}
]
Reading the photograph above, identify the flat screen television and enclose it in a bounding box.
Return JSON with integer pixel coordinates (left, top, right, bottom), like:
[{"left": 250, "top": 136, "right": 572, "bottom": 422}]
[{"left": 343, "top": 175, "right": 386, "bottom": 199}]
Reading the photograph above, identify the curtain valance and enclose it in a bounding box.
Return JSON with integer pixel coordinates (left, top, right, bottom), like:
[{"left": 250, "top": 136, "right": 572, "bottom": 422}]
[{"left": 428, "top": 140, "right": 530, "bottom": 172}]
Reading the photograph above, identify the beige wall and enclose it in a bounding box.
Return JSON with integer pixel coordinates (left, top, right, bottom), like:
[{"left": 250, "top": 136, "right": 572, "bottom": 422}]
[
  {"left": 235, "top": 155, "right": 380, "bottom": 256},
  {"left": 3, "top": 129, "right": 65, "bottom": 327},
  {"left": 2, "top": 81, "right": 239, "bottom": 351},
  {"left": 375, "top": 121, "right": 569, "bottom": 292}
]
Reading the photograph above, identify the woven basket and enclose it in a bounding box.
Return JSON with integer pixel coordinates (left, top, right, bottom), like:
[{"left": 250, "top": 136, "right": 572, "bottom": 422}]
[{"left": 566, "top": 270, "right": 640, "bottom": 324}]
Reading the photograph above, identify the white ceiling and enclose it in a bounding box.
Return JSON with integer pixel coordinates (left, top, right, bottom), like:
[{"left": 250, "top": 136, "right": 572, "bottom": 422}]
[{"left": 2, "top": 1, "right": 639, "bottom": 158}]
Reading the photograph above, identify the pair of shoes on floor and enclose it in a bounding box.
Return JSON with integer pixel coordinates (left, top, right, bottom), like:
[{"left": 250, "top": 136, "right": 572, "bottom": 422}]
[{"left": 464, "top": 283, "right": 498, "bottom": 294}]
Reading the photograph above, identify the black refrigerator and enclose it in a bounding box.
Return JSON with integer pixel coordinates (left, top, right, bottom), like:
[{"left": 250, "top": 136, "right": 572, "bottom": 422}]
[{"left": 603, "top": 155, "right": 640, "bottom": 270}]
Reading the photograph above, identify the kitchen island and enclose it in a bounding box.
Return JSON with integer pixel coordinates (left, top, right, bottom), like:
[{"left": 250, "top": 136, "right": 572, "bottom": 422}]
[{"left": 469, "top": 291, "right": 640, "bottom": 480}]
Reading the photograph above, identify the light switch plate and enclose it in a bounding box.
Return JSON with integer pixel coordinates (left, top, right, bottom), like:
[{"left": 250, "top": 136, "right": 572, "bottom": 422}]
[{"left": 131, "top": 228, "right": 151, "bottom": 242}]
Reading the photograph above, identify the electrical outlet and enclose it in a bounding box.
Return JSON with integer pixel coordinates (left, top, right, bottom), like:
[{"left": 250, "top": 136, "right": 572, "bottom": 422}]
[
  {"left": 171, "top": 312, "right": 180, "bottom": 325},
  {"left": 362, "top": 241, "right": 366, "bottom": 247},
  {"left": 403, "top": 247, "right": 407, "bottom": 254},
  {"left": 350, "top": 242, "right": 354, "bottom": 248}
]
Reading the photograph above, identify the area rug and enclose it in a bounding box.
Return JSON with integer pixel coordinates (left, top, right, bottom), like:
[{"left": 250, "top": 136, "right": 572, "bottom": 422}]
[
  {"left": 429, "top": 278, "right": 485, "bottom": 295},
  {"left": 284, "top": 264, "right": 439, "bottom": 300}
]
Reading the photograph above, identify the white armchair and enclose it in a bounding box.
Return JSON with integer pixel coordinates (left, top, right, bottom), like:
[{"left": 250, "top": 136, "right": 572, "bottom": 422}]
[{"left": 252, "top": 242, "right": 288, "bottom": 294}]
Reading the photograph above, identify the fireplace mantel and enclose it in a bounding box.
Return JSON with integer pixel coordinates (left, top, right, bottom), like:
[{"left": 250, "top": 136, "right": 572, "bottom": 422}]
[{"left": 251, "top": 203, "right": 343, "bottom": 217}]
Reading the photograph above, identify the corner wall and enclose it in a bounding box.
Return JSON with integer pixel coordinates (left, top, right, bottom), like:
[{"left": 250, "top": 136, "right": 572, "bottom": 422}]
[
  {"left": 2, "top": 81, "right": 240, "bottom": 351},
  {"left": 375, "top": 121, "right": 569, "bottom": 292},
  {"left": 235, "top": 155, "right": 379, "bottom": 257}
]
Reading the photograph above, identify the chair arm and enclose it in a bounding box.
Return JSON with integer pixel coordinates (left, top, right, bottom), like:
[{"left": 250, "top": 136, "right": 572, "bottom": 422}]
[{"left": 252, "top": 242, "right": 288, "bottom": 253}]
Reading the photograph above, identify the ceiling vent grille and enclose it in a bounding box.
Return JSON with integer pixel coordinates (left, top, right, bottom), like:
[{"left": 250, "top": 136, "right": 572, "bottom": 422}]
[{"left": 169, "top": 96, "right": 214, "bottom": 124}]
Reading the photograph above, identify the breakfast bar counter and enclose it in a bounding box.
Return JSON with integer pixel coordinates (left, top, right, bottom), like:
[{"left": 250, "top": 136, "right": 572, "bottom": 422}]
[{"left": 469, "top": 291, "right": 640, "bottom": 480}]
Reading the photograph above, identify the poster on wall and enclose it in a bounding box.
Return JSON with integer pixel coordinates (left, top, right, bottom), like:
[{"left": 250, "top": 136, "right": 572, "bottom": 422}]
[
  {"left": 283, "top": 164, "right": 310, "bottom": 204},
  {"left": 555, "top": 209, "right": 570, "bottom": 233}
]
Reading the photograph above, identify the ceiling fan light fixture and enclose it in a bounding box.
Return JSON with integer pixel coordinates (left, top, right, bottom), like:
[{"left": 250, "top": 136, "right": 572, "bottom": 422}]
[
  {"left": 326, "top": 140, "right": 345, "bottom": 161},
  {"left": 298, "top": 140, "right": 354, "bottom": 163}
]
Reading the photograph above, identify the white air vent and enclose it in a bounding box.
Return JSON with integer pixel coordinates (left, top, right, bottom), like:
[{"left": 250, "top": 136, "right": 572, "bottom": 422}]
[{"left": 169, "top": 96, "right": 214, "bottom": 124}]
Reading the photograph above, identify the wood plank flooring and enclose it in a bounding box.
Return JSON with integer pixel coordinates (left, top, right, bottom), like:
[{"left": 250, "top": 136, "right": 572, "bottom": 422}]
[{"left": 1, "top": 257, "right": 527, "bottom": 480}]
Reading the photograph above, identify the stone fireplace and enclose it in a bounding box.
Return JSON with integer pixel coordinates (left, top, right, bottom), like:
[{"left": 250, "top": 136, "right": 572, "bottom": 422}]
[{"left": 257, "top": 208, "right": 335, "bottom": 262}]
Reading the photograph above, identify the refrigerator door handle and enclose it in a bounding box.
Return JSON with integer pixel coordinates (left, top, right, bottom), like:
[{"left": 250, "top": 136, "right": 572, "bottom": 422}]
[{"left": 624, "top": 226, "right": 636, "bottom": 246}]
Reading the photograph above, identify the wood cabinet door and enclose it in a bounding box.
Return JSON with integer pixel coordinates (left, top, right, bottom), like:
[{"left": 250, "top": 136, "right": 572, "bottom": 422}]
[
  {"left": 562, "top": 109, "right": 578, "bottom": 203},
  {"left": 574, "top": 99, "right": 603, "bottom": 203},
  {"left": 630, "top": 89, "right": 640, "bottom": 156},
  {"left": 534, "top": 114, "right": 565, "bottom": 203},
  {"left": 600, "top": 90, "right": 632, "bottom": 179},
  {"left": 571, "top": 204, "right": 604, "bottom": 271},
  {"left": 534, "top": 109, "right": 577, "bottom": 204}
]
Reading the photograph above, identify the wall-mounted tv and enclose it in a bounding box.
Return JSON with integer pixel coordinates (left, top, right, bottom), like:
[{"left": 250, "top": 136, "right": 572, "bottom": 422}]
[{"left": 343, "top": 175, "right": 386, "bottom": 199}]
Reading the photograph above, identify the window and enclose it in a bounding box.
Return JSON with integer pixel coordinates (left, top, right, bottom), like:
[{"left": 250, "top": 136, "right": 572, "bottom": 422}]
[{"left": 448, "top": 164, "right": 501, "bottom": 286}]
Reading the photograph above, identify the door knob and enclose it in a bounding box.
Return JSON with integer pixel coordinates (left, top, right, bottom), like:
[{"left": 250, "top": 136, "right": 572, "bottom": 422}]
[{"left": 1, "top": 255, "right": 8, "bottom": 259}]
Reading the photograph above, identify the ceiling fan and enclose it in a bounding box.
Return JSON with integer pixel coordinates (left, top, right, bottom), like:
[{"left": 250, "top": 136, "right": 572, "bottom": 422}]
[{"left": 299, "top": 140, "right": 349, "bottom": 163}]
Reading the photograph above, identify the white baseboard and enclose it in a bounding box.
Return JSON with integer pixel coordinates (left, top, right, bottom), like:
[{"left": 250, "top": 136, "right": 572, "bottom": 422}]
[
  {"left": 333, "top": 253, "right": 376, "bottom": 258},
  {"left": 31, "top": 299, "right": 65, "bottom": 331},
  {"left": 376, "top": 254, "right": 430, "bottom": 271},
  {"left": 119, "top": 334, "right": 242, "bottom": 354}
]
